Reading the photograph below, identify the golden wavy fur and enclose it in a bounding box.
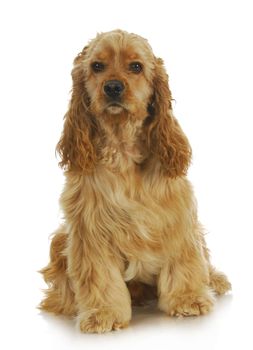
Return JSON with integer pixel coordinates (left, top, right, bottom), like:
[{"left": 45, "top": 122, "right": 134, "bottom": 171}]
[{"left": 39, "top": 30, "right": 231, "bottom": 333}]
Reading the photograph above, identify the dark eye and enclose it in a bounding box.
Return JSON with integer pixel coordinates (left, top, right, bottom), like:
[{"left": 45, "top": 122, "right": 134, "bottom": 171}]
[
  {"left": 91, "top": 62, "right": 105, "bottom": 73},
  {"left": 129, "top": 62, "right": 143, "bottom": 74}
]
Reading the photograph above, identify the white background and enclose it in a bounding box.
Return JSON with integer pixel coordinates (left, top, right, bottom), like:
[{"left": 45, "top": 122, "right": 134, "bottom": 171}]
[{"left": 0, "top": 0, "right": 252, "bottom": 349}]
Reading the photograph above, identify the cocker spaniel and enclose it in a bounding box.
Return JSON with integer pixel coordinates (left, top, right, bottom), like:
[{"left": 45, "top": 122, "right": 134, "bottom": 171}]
[{"left": 40, "top": 30, "right": 231, "bottom": 333}]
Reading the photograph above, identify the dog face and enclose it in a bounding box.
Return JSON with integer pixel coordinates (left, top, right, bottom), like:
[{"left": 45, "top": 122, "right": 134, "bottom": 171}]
[
  {"left": 57, "top": 30, "right": 191, "bottom": 177},
  {"left": 83, "top": 30, "right": 155, "bottom": 119}
]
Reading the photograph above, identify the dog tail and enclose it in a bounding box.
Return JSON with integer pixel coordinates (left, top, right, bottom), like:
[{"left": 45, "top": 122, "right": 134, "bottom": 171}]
[{"left": 38, "top": 227, "right": 76, "bottom": 317}]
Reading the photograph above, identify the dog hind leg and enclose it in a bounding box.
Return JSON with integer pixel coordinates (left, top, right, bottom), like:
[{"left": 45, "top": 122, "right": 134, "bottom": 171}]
[
  {"left": 39, "top": 227, "right": 76, "bottom": 317},
  {"left": 209, "top": 266, "right": 231, "bottom": 295}
]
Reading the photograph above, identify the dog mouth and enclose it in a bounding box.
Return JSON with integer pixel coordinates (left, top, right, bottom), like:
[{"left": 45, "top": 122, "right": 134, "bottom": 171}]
[{"left": 105, "top": 102, "right": 126, "bottom": 114}]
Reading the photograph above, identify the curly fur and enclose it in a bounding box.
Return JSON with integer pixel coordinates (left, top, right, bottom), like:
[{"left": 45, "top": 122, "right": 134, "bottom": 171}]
[{"left": 39, "top": 30, "right": 231, "bottom": 333}]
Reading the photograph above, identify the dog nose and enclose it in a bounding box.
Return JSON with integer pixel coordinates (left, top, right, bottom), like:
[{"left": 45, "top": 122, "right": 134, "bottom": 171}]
[{"left": 104, "top": 80, "right": 125, "bottom": 98}]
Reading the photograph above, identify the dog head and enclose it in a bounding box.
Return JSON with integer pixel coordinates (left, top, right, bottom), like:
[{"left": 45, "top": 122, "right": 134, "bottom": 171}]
[{"left": 57, "top": 30, "right": 191, "bottom": 177}]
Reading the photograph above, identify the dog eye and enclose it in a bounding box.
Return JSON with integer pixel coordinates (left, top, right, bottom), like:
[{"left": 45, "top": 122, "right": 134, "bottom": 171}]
[
  {"left": 91, "top": 62, "right": 105, "bottom": 73},
  {"left": 129, "top": 62, "right": 143, "bottom": 74}
]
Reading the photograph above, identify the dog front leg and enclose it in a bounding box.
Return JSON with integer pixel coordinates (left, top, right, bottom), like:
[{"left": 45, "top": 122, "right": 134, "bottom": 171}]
[
  {"left": 67, "top": 225, "right": 132, "bottom": 333},
  {"left": 158, "top": 242, "right": 215, "bottom": 317}
]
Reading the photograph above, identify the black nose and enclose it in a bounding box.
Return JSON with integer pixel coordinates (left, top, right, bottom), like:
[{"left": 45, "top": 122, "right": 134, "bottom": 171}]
[{"left": 104, "top": 80, "right": 125, "bottom": 98}]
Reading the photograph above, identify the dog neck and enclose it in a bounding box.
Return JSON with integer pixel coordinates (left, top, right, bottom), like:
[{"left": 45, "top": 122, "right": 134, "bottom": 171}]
[{"left": 97, "top": 112, "right": 148, "bottom": 171}]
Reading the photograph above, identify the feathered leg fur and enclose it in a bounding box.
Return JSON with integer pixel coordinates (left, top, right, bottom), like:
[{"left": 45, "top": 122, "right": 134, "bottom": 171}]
[
  {"left": 158, "top": 224, "right": 231, "bottom": 316},
  {"left": 40, "top": 226, "right": 230, "bottom": 321},
  {"left": 39, "top": 227, "right": 76, "bottom": 317}
]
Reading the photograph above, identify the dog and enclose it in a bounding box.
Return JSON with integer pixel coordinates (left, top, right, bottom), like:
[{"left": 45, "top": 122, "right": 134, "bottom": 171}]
[{"left": 39, "top": 29, "right": 231, "bottom": 333}]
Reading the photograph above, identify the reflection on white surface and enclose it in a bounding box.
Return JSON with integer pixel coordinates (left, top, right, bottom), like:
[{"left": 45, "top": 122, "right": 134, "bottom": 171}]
[{"left": 31, "top": 294, "right": 236, "bottom": 350}]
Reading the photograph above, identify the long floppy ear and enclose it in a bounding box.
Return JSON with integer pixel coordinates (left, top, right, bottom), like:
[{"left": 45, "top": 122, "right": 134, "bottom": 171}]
[
  {"left": 56, "top": 47, "right": 97, "bottom": 173},
  {"left": 149, "top": 58, "right": 192, "bottom": 178}
]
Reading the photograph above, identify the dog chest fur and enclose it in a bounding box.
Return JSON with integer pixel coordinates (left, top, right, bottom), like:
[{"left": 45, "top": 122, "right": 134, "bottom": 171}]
[{"left": 61, "top": 164, "right": 196, "bottom": 286}]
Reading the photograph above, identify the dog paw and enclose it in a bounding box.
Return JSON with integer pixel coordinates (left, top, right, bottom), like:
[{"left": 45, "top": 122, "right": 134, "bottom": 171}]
[
  {"left": 210, "top": 270, "right": 232, "bottom": 295},
  {"left": 161, "top": 291, "right": 215, "bottom": 317},
  {"left": 78, "top": 309, "right": 129, "bottom": 333}
]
